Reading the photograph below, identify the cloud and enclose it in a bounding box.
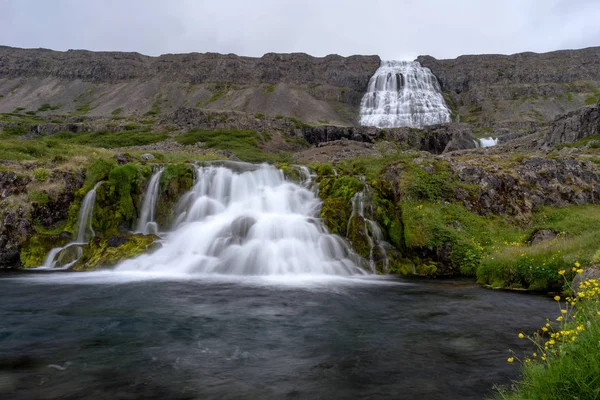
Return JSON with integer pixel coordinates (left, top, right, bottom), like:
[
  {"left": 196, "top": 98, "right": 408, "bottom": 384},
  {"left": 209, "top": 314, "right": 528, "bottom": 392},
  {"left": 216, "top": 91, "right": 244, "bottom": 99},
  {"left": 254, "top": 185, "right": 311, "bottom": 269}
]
[{"left": 0, "top": 0, "right": 599, "bottom": 60}]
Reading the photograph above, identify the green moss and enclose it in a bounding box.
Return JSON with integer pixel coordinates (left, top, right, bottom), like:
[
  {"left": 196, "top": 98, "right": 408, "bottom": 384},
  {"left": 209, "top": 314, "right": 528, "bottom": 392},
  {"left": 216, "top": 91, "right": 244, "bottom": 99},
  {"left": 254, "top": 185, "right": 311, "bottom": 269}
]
[
  {"left": 320, "top": 197, "right": 351, "bottom": 235},
  {"left": 174, "top": 129, "right": 284, "bottom": 162},
  {"left": 85, "top": 158, "right": 116, "bottom": 189},
  {"left": 20, "top": 234, "right": 69, "bottom": 268},
  {"left": 111, "top": 108, "right": 123, "bottom": 115},
  {"left": 74, "top": 234, "right": 157, "bottom": 271},
  {"left": 156, "top": 163, "right": 195, "bottom": 227},
  {"left": 28, "top": 191, "right": 50, "bottom": 205}
]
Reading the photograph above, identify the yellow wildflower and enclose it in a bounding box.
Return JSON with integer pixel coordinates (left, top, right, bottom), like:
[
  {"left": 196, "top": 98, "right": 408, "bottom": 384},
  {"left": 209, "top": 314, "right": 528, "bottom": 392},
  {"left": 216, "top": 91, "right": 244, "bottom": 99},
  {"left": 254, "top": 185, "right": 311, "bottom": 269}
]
[
  {"left": 557, "top": 316, "right": 563, "bottom": 321},
  {"left": 575, "top": 261, "right": 581, "bottom": 268},
  {"left": 542, "top": 327, "right": 548, "bottom": 332},
  {"left": 518, "top": 333, "right": 525, "bottom": 339},
  {"left": 507, "top": 357, "right": 514, "bottom": 363},
  {"left": 554, "top": 295, "right": 560, "bottom": 301},
  {"left": 561, "top": 309, "right": 567, "bottom": 314},
  {"left": 572, "top": 267, "right": 578, "bottom": 272},
  {"left": 577, "top": 269, "right": 584, "bottom": 274},
  {"left": 532, "top": 353, "right": 537, "bottom": 357},
  {"left": 558, "top": 270, "right": 566, "bottom": 275}
]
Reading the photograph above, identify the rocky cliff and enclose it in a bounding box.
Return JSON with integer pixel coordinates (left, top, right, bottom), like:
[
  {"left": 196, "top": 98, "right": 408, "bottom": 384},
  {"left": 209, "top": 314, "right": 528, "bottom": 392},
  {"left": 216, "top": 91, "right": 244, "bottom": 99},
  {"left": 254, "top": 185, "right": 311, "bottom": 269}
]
[
  {"left": 543, "top": 99, "right": 600, "bottom": 147},
  {"left": 0, "top": 46, "right": 380, "bottom": 126},
  {"left": 418, "top": 47, "right": 600, "bottom": 131}
]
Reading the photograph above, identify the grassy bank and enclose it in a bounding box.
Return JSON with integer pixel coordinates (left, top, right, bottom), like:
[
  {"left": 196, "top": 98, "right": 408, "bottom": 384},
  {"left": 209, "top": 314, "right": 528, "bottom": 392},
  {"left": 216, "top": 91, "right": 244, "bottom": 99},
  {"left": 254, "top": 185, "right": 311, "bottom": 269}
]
[{"left": 496, "top": 270, "right": 600, "bottom": 399}]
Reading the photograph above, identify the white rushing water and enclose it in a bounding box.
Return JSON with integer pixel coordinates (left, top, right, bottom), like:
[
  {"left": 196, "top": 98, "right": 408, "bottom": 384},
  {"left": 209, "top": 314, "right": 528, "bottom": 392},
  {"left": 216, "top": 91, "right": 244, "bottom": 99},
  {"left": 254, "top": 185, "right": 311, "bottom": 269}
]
[
  {"left": 479, "top": 137, "right": 499, "bottom": 148},
  {"left": 347, "top": 183, "right": 390, "bottom": 273},
  {"left": 117, "top": 163, "right": 367, "bottom": 276},
  {"left": 39, "top": 181, "right": 103, "bottom": 269},
  {"left": 136, "top": 168, "right": 164, "bottom": 235},
  {"left": 360, "top": 60, "right": 451, "bottom": 129}
]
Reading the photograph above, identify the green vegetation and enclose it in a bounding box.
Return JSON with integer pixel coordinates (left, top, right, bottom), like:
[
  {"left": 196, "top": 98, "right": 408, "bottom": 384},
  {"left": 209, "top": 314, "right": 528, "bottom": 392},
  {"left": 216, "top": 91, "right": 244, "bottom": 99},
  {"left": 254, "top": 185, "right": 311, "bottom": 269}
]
[
  {"left": 174, "top": 128, "right": 288, "bottom": 162},
  {"left": 33, "top": 168, "right": 51, "bottom": 182},
  {"left": 111, "top": 108, "right": 123, "bottom": 115},
  {"left": 144, "top": 100, "right": 162, "bottom": 116},
  {"left": 479, "top": 206, "right": 600, "bottom": 290},
  {"left": 37, "top": 103, "right": 60, "bottom": 112},
  {"left": 74, "top": 234, "right": 157, "bottom": 271},
  {"left": 497, "top": 272, "right": 600, "bottom": 399},
  {"left": 74, "top": 101, "right": 94, "bottom": 115},
  {"left": 264, "top": 84, "right": 276, "bottom": 93},
  {"left": 49, "top": 129, "right": 168, "bottom": 149}
]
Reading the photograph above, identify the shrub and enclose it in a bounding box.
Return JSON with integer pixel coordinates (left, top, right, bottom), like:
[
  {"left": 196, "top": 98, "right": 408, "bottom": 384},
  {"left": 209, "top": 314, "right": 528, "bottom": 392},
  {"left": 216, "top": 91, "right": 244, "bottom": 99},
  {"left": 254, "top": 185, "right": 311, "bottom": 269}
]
[{"left": 33, "top": 168, "right": 51, "bottom": 182}]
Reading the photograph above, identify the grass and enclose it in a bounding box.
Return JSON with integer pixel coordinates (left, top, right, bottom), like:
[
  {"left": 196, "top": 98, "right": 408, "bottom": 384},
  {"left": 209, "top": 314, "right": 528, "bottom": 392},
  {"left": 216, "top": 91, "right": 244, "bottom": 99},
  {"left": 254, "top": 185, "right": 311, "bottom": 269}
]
[
  {"left": 496, "top": 272, "right": 600, "bottom": 399},
  {"left": 37, "top": 103, "right": 60, "bottom": 112},
  {"left": 47, "top": 129, "right": 169, "bottom": 149},
  {"left": 478, "top": 205, "right": 600, "bottom": 290},
  {"left": 174, "top": 128, "right": 288, "bottom": 162}
]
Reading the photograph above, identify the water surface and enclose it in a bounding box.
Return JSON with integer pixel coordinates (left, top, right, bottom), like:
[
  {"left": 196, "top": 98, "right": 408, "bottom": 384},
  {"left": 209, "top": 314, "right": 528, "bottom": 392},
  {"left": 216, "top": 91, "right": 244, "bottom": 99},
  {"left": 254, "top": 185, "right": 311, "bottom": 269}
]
[{"left": 0, "top": 274, "right": 555, "bottom": 399}]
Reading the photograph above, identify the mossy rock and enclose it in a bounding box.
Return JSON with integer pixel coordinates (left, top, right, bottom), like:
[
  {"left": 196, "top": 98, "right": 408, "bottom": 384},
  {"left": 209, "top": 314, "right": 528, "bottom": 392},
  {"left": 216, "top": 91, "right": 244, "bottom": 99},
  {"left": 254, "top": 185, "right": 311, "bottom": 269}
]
[
  {"left": 92, "top": 163, "right": 145, "bottom": 236},
  {"left": 20, "top": 233, "right": 70, "bottom": 268},
  {"left": 156, "top": 163, "right": 195, "bottom": 227},
  {"left": 320, "top": 197, "right": 350, "bottom": 235},
  {"left": 73, "top": 234, "right": 158, "bottom": 271},
  {"left": 346, "top": 216, "right": 371, "bottom": 259}
]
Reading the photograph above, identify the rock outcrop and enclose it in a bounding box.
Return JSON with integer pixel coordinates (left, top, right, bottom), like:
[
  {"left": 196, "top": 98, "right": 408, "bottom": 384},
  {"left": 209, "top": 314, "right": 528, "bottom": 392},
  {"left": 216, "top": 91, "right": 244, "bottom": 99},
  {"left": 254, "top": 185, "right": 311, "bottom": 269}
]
[
  {"left": 451, "top": 157, "right": 600, "bottom": 218},
  {"left": 418, "top": 47, "right": 600, "bottom": 127},
  {"left": 543, "top": 100, "right": 600, "bottom": 147}
]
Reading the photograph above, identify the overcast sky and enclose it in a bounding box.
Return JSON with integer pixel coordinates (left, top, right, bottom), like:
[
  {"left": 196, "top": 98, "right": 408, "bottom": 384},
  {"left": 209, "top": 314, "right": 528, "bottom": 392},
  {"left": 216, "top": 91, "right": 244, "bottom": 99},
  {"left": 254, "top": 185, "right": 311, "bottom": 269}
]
[{"left": 1, "top": 0, "right": 599, "bottom": 60}]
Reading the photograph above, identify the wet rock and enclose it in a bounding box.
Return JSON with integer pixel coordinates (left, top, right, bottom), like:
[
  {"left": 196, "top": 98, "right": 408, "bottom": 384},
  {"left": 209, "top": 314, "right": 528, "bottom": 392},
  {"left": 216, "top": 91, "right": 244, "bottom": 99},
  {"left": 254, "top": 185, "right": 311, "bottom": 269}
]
[
  {"left": 107, "top": 235, "right": 129, "bottom": 248},
  {"left": 74, "top": 234, "right": 158, "bottom": 271}
]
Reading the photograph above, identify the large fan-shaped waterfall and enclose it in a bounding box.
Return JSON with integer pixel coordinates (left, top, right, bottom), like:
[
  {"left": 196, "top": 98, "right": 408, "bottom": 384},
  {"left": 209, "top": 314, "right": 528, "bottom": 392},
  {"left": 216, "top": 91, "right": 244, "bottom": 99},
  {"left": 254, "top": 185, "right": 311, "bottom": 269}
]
[
  {"left": 360, "top": 60, "right": 451, "bottom": 129},
  {"left": 117, "top": 163, "right": 367, "bottom": 276}
]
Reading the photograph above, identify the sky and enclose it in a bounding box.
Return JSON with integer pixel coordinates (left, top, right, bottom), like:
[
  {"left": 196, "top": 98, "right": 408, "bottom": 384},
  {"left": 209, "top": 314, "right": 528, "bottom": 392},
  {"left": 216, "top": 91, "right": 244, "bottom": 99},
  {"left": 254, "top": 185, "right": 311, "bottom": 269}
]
[{"left": 0, "top": 0, "right": 599, "bottom": 60}]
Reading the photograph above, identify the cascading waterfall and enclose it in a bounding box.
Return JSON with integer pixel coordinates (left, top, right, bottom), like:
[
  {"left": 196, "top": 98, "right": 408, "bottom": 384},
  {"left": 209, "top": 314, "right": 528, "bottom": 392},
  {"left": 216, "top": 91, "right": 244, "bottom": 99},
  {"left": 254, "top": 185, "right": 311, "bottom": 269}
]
[
  {"left": 117, "top": 163, "right": 367, "bottom": 276},
  {"left": 347, "top": 182, "right": 390, "bottom": 273},
  {"left": 360, "top": 60, "right": 451, "bottom": 129},
  {"left": 479, "top": 137, "right": 499, "bottom": 148},
  {"left": 40, "top": 181, "right": 103, "bottom": 269},
  {"left": 136, "top": 168, "right": 164, "bottom": 235}
]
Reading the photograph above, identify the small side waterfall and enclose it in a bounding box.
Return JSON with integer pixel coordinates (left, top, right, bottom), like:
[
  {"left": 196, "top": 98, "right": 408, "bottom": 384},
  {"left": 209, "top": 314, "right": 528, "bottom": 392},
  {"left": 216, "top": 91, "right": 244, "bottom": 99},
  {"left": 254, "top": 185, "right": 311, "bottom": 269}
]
[
  {"left": 347, "top": 182, "right": 390, "bottom": 273},
  {"left": 360, "top": 60, "right": 451, "bottom": 129},
  {"left": 117, "top": 164, "right": 367, "bottom": 276},
  {"left": 479, "top": 137, "right": 499, "bottom": 148},
  {"left": 136, "top": 168, "right": 164, "bottom": 235},
  {"left": 40, "top": 181, "right": 103, "bottom": 269}
]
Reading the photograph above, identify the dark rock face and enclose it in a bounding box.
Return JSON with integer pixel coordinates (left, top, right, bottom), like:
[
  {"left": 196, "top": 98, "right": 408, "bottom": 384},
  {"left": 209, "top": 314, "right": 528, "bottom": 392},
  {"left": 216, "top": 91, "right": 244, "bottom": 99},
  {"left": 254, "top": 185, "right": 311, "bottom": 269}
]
[
  {"left": 452, "top": 157, "right": 600, "bottom": 217},
  {"left": 0, "top": 169, "right": 85, "bottom": 269},
  {"left": 543, "top": 100, "right": 600, "bottom": 147},
  {"left": 418, "top": 47, "right": 600, "bottom": 126},
  {"left": 419, "top": 48, "right": 600, "bottom": 94},
  {"left": 303, "top": 123, "right": 476, "bottom": 154},
  {"left": 0, "top": 47, "right": 380, "bottom": 92},
  {"left": 0, "top": 171, "right": 30, "bottom": 198}
]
